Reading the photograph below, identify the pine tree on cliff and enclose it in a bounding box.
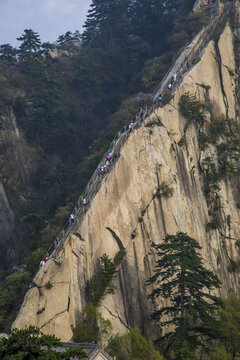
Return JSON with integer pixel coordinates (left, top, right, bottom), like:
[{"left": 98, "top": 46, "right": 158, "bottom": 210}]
[
  {"left": 0, "top": 44, "right": 17, "bottom": 63},
  {"left": 81, "top": 0, "right": 130, "bottom": 47},
  {"left": 16, "top": 29, "right": 45, "bottom": 80},
  {"left": 17, "top": 29, "right": 42, "bottom": 60},
  {"left": 147, "top": 232, "right": 223, "bottom": 359}
]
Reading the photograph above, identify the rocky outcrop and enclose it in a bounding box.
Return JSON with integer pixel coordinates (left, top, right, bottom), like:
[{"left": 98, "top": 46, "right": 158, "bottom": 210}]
[
  {"left": 0, "top": 108, "right": 42, "bottom": 267},
  {"left": 13, "top": 15, "right": 240, "bottom": 341}
]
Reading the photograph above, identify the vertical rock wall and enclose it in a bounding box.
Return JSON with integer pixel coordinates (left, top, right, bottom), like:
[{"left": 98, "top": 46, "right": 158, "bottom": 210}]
[
  {"left": 13, "top": 22, "right": 240, "bottom": 341},
  {"left": 0, "top": 108, "right": 42, "bottom": 267}
]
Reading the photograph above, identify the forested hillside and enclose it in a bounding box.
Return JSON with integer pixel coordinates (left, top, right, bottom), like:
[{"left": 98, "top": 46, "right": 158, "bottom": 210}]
[{"left": 0, "top": 0, "right": 214, "bottom": 331}]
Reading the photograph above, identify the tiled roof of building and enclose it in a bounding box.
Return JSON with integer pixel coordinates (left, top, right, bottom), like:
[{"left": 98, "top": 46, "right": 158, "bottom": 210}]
[{"left": 55, "top": 342, "right": 113, "bottom": 360}]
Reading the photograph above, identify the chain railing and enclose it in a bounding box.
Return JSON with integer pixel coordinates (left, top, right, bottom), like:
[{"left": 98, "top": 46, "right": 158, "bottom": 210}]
[
  {"left": 39, "top": 1, "right": 233, "bottom": 266},
  {"left": 41, "top": 104, "right": 153, "bottom": 261},
  {"left": 152, "top": 1, "right": 232, "bottom": 100}
]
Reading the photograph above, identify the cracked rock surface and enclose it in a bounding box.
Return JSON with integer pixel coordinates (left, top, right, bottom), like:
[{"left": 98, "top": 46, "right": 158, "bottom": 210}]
[{"left": 13, "top": 21, "right": 240, "bottom": 341}]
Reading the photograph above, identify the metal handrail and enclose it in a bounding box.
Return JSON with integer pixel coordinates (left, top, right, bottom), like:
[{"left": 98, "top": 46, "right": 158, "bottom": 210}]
[
  {"left": 152, "top": 1, "right": 232, "bottom": 100},
  {"left": 42, "top": 104, "right": 154, "bottom": 261},
  {"left": 40, "top": 1, "right": 233, "bottom": 265}
]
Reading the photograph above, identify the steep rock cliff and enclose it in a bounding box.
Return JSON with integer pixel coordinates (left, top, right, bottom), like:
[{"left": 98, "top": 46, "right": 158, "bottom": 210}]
[
  {"left": 13, "top": 12, "right": 240, "bottom": 341},
  {"left": 0, "top": 106, "right": 43, "bottom": 267},
  {"left": 0, "top": 105, "right": 63, "bottom": 269}
]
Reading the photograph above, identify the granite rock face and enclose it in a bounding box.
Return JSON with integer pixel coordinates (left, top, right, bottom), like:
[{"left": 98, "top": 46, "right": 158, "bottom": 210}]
[{"left": 13, "top": 19, "right": 240, "bottom": 341}]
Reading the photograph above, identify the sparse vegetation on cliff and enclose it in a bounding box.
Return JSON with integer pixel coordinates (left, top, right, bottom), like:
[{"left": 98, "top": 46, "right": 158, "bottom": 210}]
[
  {"left": 86, "top": 251, "right": 125, "bottom": 306},
  {"left": 178, "top": 92, "right": 205, "bottom": 123},
  {"left": 192, "top": 56, "right": 201, "bottom": 65},
  {"left": 153, "top": 182, "right": 174, "bottom": 199},
  {"left": 72, "top": 302, "right": 112, "bottom": 345},
  {"left": 45, "top": 280, "right": 53, "bottom": 289},
  {"left": 177, "top": 89, "right": 240, "bottom": 241},
  {"left": 86, "top": 254, "right": 116, "bottom": 306},
  {"left": 197, "top": 115, "right": 240, "bottom": 235}
]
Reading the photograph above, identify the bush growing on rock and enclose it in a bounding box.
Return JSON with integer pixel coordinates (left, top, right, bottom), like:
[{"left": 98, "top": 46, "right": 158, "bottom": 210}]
[{"left": 106, "top": 328, "right": 164, "bottom": 360}]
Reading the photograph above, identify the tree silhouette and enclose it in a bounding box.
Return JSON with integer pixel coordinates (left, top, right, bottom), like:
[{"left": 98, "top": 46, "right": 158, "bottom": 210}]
[
  {"left": 0, "top": 44, "right": 17, "bottom": 63},
  {"left": 0, "top": 326, "right": 86, "bottom": 359},
  {"left": 148, "top": 232, "right": 223, "bottom": 358},
  {"left": 17, "top": 29, "right": 42, "bottom": 60}
]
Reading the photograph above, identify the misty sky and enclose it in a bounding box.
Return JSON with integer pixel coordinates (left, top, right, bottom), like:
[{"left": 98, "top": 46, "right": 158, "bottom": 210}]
[{"left": 0, "top": 0, "right": 92, "bottom": 47}]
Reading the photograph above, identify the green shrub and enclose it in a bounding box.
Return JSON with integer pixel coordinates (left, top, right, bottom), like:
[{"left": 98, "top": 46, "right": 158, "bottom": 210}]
[
  {"left": 199, "top": 118, "right": 240, "bottom": 181},
  {"left": 192, "top": 57, "right": 201, "bottom": 65},
  {"left": 25, "top": 247, "right": 45, "bottom": 275},
  {"left": 114, "top": 249, "right": 126, "bottom": 265},
  {"left": 109, "top": 97, "right": 140, "bottom": 133},
  {"left": 218, "top": 294, "right": 240, "bottom": 357},
  {"left": 86, "top": 253, "right": 123, "bottom": 305},
  {"left": 209, "top": 346, "right": 232, "bottom": 360},
  {"left": 45, "top": 281, "right": 53, "bottom": 289},
  {"left": 153, "top": 181, "right": 174, "bottom": 199},
  {"left": 86, "top": 276, "right": 103, "bottom": 305},
  {"left": 205, "top": 219, "right": 219, "bottom": 232},
  {"left": 198, "top": 133, "right": 210, "bottom": 150},
  {"left": 227, "top": 258, "right": 240, "bottom": 274},
  {"left": 72, "top": 303, "right": 112, "bottom": 344},
  {"left": 141, "top": 56, "right": 169, "bottom": 90},
  {"left": 20, "top": 213, "right": 46, "bottom": 249},
  {"left": 100, "top": 254, "right": 117, "bottom": 292},
  {"left": 202, "top": 157, "right": 222, "bottom": 196},
  {"left": 175, "top": 46, "right": 185, "bottom": 58},
  {"left": 106, "top": 328, "right": 164, "bottom": 360},
  {"left": 131, "top": 230, "right": 137, "bottom": 239},
  {"left": 40, "top": 162, "right": 66, "bottom": 191},
  {"left": 178, "top": 92, "right": 205, "bottom": 122},
  {"left": 0, "top": 272, "right": 30, "bottom": 331},
  {"left": 207, "top": 116, "right": 228, "bottom": 144},
  {"left": 178, "top": 137, "right": 186, "bottom": 146},
  {"left": 217, "top": 120, "right": 240, "bottom": 177}
]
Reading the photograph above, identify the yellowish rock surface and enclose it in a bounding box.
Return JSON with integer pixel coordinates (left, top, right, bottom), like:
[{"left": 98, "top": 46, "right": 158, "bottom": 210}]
[{"left": 13, "top": 22, "right": 240, "bottom": 341}]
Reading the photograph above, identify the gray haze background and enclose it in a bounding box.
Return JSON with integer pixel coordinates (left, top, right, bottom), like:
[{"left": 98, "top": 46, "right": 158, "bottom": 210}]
[{"left": 0, "top": 0, "right": 92, "bottom": 47}]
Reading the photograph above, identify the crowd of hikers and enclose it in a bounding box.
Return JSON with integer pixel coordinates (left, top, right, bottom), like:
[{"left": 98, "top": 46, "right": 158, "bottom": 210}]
[
  {"left": 36, "top": 0, "right": 230, "bottom": 270},
  {"left": 156, "top": 72, "right": 177, "bottom": 107},
  {"left": 39, "top": 70, "right": 179, "bottom": 269}
]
